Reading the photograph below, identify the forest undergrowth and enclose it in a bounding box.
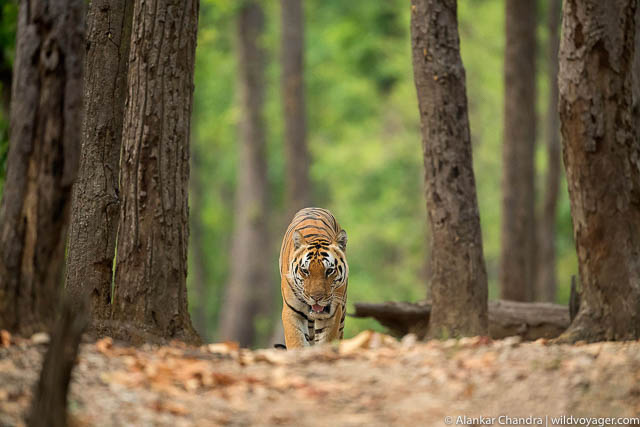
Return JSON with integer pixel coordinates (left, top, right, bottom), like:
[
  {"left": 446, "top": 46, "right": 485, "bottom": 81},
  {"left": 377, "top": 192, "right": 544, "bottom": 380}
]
[{"left": 1, "top": 331, "right": 639, "bottom": 426}]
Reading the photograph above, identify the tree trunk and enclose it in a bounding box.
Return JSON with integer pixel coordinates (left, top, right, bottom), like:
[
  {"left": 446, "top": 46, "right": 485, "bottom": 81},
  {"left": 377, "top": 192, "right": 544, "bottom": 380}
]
[
  {"left": 557, "top": 0, "right": 640, "bottom": 342},
  {"left": 410, "top": 0, "right": 488, "bottom": 338},
  {"left": 500, "top": 0, "right": 537, "bottom": 302},
  {"left": 633, "top": 4, "right": 640, "bottom": 138},
  {"left": 535, "top": 0, "right": 562, "bottom": 303},
  {"left": 281, "top": 0, "right": 311, "bottom": 219},
  {"left": 64, "top": 0, "right": 133, "bottom": 333},
  {"left": 270, "top": 0, "right": 310, "bottom": 347},
  {"left": 217, "top": 2, "right": 270, "bottom": 347},
  {"left": 27, "top": 296, "right": 87, "bottom": 427},
  {"left": 0, "top": 0, "right": 84, "bottom": 336},
  {"left": 111, "top": 0, "right": 200, "bottom": 345}
]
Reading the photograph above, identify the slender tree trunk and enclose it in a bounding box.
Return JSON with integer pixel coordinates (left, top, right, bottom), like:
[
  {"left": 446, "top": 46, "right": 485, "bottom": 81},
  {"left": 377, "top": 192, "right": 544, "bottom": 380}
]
[
  {"left": 27, "top": 296, "right": 86, "bottom": 427},
  {"left": 633, "top": 4, "right": 640, "bottom": 138},
  {"left": 64, "top": 0, "right": 133, "bottom": 332},
  {"left": 281, "top": 0, "right": 311, "bottom": 219},
  {"left": 217, "top": 2, "right": 270, "bottom": 347},
  {"left": 535, "top": 0, "right": 562, "bottom": 302},
  {"left": 270, "top": 0, "right": 310, "bottom": 347},
  {"left": 500, "top": 0, "right": 537, "bottom": 302},
  {"left": 557, "top": 0, "right": 640, "bottom": 342},
  {"left": 0, "top": 0, "right": 84, "bottom": 335},
  {"left": 189, "top": 145, "right": 210, "bottom": 340},
  {"left": 410, "top": 0, "right": 488, "bottom": 338},
  {"left": 111, "top": 0, "right": 200, "bottom": 345}
]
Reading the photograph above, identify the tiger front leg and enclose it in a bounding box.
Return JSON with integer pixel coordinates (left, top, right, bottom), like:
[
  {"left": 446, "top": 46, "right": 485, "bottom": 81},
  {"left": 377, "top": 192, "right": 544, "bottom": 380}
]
[{"left": 282, "top": 306, "right": 311, "bottom": 349}]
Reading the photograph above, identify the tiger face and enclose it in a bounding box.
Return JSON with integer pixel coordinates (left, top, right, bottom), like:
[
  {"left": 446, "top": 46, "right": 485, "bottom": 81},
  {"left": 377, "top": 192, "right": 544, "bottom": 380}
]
[{"left": 287, "top": 230, "right": 348, "bottom": 320}]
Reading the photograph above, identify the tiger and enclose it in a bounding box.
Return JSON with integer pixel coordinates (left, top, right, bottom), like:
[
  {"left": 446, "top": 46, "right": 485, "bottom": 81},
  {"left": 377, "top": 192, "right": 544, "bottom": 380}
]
[{"left": 279, "top": 207, "right": 349, "bottom": 349}]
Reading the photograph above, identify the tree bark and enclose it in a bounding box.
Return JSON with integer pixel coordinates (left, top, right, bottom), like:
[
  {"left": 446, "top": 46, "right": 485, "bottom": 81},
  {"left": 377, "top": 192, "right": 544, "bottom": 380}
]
[
  {"left": 0, "top": 0, "right": 84, "bottom": 335},
  {"left": 111, "top": 0, "right": 200, "bottom": 345},
  {"left": 217, "top": 2, "right": 270, "bottom": 347},
  {"left": 352, "top": 300, "right": 570, "bottom": 341},
  {"left": 64, "top": 0, "right": 133, "bottom": 332},
  {"left": 557, "top": 0, "right": 640, "bottom": 342},
  {"left": 535, "top": 0, "right": 562, "bottom": 303},
  {"left": 500, "top": 0, "right": 537, "bottom": 302},
  {"left": 410, "top": 0, "right": 488, "bottom": 338},
  {"left": 633, "top": 3, "right": 640, "bottom": 138},
  {"left": 281, "top": 0, "right": 311, "bottom": 219}
]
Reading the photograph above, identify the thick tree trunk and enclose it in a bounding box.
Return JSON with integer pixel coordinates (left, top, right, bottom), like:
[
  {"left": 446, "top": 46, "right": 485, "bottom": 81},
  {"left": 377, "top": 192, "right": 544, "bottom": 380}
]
[
  {"left": 281, "top": 0, "right": 311, "bottom": 219},
  {"left": 536, "top": 0, "right": 562, "bottom": 303},
  {"left": 0, "top": 0, "right": 84, "bottom": 335},
  {"left": 111, "top": 0, "right": 200, "bottom": 345},
  {"left": 64, "top": 0, "right": 133, "bottom": 332},
  {"left": 558, "top": 0, "right": 640, "bottom": 342},
  {"left": 410, "top": 0, "right": 488, "bottom": 338},
  {"left": 500, "top": 0, "right": 537, "bottom": 302},
  {"left": 352, "top": 300, "right": 570, "bottom": 341},
  {"left": 217, "top": 2, "right": 270, "bottom": 347}
]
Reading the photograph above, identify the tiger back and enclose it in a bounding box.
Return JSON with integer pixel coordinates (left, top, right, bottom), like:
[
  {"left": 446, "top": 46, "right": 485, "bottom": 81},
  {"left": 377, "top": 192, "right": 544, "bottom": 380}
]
[{"left": 279, "top": 207, "right": 349, "bottom": 349}]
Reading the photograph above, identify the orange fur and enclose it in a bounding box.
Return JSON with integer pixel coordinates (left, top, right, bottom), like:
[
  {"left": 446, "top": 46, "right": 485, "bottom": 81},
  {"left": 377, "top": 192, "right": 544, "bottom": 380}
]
[{"left": 279, "top": 208, "right": 348, "bottom": 349}]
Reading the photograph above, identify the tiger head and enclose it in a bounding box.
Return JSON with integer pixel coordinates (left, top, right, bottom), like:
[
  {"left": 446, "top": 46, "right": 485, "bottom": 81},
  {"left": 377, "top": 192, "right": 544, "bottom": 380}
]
[{"left": 287, "top": 229, "right": 348, "bottom": 320}]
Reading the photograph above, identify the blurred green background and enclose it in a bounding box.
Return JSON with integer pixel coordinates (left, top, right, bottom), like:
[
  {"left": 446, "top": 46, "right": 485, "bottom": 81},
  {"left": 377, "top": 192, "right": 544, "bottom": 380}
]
[
  {"left": 0, "top": 0, "right": 577, "bottom": 344},
  {"left": 188, "top": 0, "right": 577, "bottom": 343}
]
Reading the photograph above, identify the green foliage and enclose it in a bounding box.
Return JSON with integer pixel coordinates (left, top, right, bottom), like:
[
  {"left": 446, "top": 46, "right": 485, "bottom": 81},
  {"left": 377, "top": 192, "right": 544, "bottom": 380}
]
[
  {"left": 0, "top": 0, "right": 578, "bottom": 343},
  {"left": 0, "top": 2, "right": 17, "bottom": 192},
  {"left": 189, "top": 0, "right": 578, "bottom": 343}
]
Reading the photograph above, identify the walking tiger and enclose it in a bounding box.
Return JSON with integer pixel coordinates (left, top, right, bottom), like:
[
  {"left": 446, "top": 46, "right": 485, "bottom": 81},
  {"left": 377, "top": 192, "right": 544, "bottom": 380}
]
[{"left": 278, "top": 207, "right": 349, "bottom": 349}]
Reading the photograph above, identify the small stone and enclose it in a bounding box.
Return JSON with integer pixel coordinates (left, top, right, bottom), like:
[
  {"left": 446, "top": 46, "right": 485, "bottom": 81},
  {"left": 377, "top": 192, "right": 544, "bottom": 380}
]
[
  {"left": 501, "top": 336, "right": 522, "bottom": 347},
  {"left": 31, "top": 332, "right": 50, "bottom": 345},
  {"left": 401, "top": 333, "right": 417, "bottom": 348}
]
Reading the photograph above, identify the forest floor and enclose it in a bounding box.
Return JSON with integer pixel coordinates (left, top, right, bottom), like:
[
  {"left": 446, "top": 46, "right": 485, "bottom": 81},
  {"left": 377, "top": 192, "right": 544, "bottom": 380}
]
[{"left": 1, "top": 331, "right": 639, "bottom": 427}]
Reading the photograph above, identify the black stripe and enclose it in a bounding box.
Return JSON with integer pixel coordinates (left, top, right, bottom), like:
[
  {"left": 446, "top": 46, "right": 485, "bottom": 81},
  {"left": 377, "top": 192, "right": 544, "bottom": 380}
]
[
  {"left": 315, "top": 327, "right": 325, "bottom": 334},
  {"left": 284, "top": 297, "right": 311, "bottom": 322},
  {"left": 315, "top": 216, "right": 335, "bottom": 232},
  {"left": 287, "top": 279, "right": 300, "bottom": 299},
  {"left": 296, "top": 224, "right": 327, "bottom": 231},
  {"left": 303, "top": 209, "right": 335, "bottom": 230},
  {"left": 302, "top": 233, "right": 326, "bottom": 239}
]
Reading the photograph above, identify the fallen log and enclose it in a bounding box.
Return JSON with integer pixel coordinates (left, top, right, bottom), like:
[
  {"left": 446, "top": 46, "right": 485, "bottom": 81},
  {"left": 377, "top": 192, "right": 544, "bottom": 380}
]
[{"left": 351, "top": 299, "right": 570, "bottom": 341}]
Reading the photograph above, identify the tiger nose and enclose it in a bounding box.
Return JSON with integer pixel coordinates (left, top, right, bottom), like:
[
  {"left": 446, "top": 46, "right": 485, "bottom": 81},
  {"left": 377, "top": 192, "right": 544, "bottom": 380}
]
[{"left": 311, "top": 292, "right": 324, "bottom": 302}]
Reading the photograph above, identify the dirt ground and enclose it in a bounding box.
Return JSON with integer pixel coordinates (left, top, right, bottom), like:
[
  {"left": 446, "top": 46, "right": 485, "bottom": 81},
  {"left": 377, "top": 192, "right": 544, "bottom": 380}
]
[{"left": 1, "top": 331, "right": 639, "bottom": 427}]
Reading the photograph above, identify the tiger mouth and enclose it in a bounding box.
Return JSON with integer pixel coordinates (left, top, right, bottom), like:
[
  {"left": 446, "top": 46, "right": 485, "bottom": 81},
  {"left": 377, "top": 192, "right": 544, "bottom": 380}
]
[{"left": 309, "top": 303, "right": 330, "bottom": 315}]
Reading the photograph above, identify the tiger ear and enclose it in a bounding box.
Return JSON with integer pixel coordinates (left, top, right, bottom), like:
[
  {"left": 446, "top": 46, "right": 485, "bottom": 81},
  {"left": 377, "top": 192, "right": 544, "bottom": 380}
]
[
  {"left": 336, "top": 229, "right": 348, "bottom": 251},
  {"left": 293, "top": 231, "right": 307, "bottom": 250}
]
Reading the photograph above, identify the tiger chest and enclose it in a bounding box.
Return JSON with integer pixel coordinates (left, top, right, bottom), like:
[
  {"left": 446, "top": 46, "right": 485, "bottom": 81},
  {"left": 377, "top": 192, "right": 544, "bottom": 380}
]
[{"left": 306, "top": 317, "right": 331, "bottom": 345}]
